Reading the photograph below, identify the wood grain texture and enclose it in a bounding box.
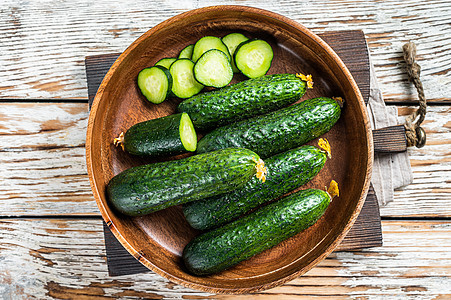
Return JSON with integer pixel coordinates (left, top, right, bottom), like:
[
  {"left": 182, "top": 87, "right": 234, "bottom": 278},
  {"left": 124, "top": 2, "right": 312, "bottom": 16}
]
[
  {"left": 0, "top": 103, "right": 449, "bottom": 218},
  {"left": 0, "top": 0, "right": 449, "bottom": 103},
  {"left": 335, "top": 186, "right": 382, "bottom": 251},
  {"left": 381, "top": 105, "right": 451, "bottom": 218},
  {"left": 373, "top": 125, "right": 407, "bottom": 153},
  {"left": 0, "top": 102, "right": 98, "bottom": 216},
  {"left": 0, "top": 1, "right": 449, "bottom": 298},
  {"left": 0, "top": 219, "right": 449, "bottom": 299}
]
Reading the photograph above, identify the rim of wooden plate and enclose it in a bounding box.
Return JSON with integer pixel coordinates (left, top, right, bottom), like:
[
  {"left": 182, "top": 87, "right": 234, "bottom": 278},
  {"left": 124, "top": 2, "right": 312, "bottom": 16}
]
[{"left": 86, "top": 5, "right": 373, "bottom": 294}]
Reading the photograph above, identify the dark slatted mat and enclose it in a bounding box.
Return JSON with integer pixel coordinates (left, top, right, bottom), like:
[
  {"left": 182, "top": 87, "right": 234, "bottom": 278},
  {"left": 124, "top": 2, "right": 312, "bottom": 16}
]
[{"left": 86, "top": 30, "right": 388, "bottom": 277}]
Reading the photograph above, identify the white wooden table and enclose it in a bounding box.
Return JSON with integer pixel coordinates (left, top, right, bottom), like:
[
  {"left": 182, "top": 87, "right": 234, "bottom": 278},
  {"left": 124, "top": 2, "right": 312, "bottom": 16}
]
[{"left": 1, "top": 1, "right": 450, "bottom": 298}]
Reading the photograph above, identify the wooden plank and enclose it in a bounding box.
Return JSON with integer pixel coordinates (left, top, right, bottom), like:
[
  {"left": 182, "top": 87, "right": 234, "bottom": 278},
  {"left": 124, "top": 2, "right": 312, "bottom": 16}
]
[
  {"left": 373, "top": 125, "right": 408, "bottom": 153},
  {"left": 335, "top": 186, "right": 381, "bottom": 251},
  {"left": 0, "top": 219, "right": 449, "bottom": 298},
  {"left": 0, "top": 102, "right": 98, "bottom": 216},
  {"left": 318, "top": 30, "right": 370, "bottom": 104},
  {"left": 0, "top": 103, "right": 449, "bottom": 217},
  {"left": 85, "top": 54, "right": 119, "bottom": 109},
  {"left": 0, "top": 0, "right": 449, "bottom": 103},
  {"left": 103, "top": 221, "right": 150, "bottom": 276}
]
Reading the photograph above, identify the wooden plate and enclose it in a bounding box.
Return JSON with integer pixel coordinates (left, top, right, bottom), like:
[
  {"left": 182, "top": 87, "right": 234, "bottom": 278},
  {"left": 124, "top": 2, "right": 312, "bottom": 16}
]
[{"left": 86, "top": 5, "right": 373, "bottom": 294}]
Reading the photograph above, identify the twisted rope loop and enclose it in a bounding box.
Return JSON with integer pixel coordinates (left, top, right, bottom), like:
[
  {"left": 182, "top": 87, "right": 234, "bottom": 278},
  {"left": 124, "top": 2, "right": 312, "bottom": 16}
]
[{"left": 402, "top": 42, "right": 427, "bottom": 147}]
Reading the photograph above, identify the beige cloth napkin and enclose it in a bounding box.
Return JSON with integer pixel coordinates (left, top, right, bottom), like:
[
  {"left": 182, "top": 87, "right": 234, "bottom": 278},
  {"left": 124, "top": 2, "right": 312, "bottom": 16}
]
[{"left": 367, "top": 62, "right": 413, "bottom": 206}]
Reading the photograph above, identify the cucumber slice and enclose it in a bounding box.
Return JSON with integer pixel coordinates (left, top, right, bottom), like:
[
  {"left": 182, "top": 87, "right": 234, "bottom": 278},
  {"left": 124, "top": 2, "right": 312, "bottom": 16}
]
[
  {"left": 194, "top": 49, "right": 233, "bottom": 88},
  {"left": 155, "top": 57, "right": 177, "bottom": 69},
  {"left": 179, "top": 44, "right": 194, "bottom": 59},
  {"left": 222, "top": 33, "right": 249, "bottom": 73},
  {"left": 180, "top": 112, "right": 197, "bottom": 152},
  {"left": 192, "top": 36, "right": 231, "bottom": 62},
  {"left": 169, "top": 59, "right": 204, "bottom": 98},
  {"left": 137, "top": 66, "right": 172, "bottom": 104},
  {"left": 235, "top": 39, "right": 273, "bottom": 78}
]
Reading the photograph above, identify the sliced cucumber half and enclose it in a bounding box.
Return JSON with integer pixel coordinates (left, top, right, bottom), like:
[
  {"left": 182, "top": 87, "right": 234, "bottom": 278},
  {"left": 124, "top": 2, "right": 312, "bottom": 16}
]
[
  {"left": 235, "top": 39, "right": 273, "bottom": 78},
  {"left": 169, "top": 59, "right": 204, "bottom": 98},
  {"left": 194, "top": 49, "right": 233, "bottom": 88},
  {"left": 137, "top": 66, "right": 172, "bottom": 104},
  {"left": 222, "top": 33, "right": 249, "bottom": 73},
  {"left": 192, "top": 36, "right": 231, "bottom": 62},
  {"left": 179, "top": 112, "right": 197, "bottom": 152}
]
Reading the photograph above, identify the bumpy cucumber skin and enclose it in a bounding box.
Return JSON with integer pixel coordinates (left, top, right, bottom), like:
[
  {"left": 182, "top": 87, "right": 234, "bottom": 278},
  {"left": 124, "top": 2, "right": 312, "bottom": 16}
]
[
  {"left": 197, "top": 97, "right": 341, "bottom": 158},
  {"left": 183, "top": 188, "right": 331, "bottom": 276},
  {"left": 177, "top": 74, "right": 306, "bottom": 130},
  {"left": 107, "top": 148, "right": 261, "bottom": 217},
  {"left": 183, "top": 145, "right": 326, "bottom": 230},
  {"left": 123, "top": 113, "right": 189, "bottom": 157}
]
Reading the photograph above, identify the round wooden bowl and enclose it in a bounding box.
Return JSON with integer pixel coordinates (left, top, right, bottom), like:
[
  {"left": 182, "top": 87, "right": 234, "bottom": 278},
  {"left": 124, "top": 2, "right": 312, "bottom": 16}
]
[{"left": 86, "top": 5, "right": 373, "bottom": 294}]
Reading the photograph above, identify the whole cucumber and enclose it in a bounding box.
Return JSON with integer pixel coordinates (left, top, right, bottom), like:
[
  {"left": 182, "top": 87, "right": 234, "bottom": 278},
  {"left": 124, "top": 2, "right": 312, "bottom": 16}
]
[
  {"left": 177, "top": 73, "right": 306, "bottom": 130},
  {"left": 183, "top": 145, "right": 327, "bottom": 230},
  {"left": 197, "top": 97, "right": 341, "bottom": 158},
  {"left": 183, "top": 188, "right": 332, "bottom": 276},
  {"left": 107, "top": 148, "right": 266, "bottom": 216}
]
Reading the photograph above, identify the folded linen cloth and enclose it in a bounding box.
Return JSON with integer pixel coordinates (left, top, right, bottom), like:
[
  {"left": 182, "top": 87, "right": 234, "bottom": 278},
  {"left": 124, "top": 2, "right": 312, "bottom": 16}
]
[{"left": 367, "top": 62, "right": 413, "bottom": 206}]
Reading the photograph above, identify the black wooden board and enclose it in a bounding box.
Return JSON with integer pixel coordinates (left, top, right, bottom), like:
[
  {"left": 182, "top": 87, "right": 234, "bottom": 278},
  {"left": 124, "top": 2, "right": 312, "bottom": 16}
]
[{"left": 85, "top": 30, "right": 384, "bottom": 276}]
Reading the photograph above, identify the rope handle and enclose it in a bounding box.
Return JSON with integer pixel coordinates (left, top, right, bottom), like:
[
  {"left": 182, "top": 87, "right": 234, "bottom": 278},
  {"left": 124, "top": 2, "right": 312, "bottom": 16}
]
[{"left": 402, "top": 42, "right": 427, "bottom": 148}]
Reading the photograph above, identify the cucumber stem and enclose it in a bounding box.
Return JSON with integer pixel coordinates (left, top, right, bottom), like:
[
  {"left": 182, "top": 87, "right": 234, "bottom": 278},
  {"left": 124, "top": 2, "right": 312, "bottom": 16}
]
[
  {"left": 296, "top": 73, "right": 314, "bottom": 89},
  {"left": 113, "top": 132, "right": 125, "bottom": 151},
  {"left": 326, "top": 180, "right": 339, "bottom": 201},
  {"left": 318, "top": 138, "right": 332, "bottom": 159},
  {"left": 253, "top": 158, "right": 267, "bottom": 183},
  {"left": 332, "top": 96, "right": 344, "bottom": 108}
]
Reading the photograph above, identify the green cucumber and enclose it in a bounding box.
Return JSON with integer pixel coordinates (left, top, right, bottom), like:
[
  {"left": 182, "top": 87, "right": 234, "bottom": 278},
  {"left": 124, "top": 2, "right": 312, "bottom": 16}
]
[
  {"left": 169, "top": 59, "right": 204, "bottom": 98},
  {"left": 113, "top": 112, "right": 197, "bottom": 157},
  {"left": 177, "top": 73, "right": 306, "bottom": 130},
  {"left": 221, "top": 33, "right": 249, "bottom": 73},
  {"left": 191, "top": 36, "right": 231, "bottom": 63},
  {"left": 193, "top": 49, "right": 233, "bottom": 88},
  {"left": 179, "top": 44, "right": 194, "bottom": 59},
  {"left": 107, "top": 148, "right": 266, "bottom": 216},
  {"left": 197, "top": 97, "right": 341, "bottom": 158},
  {"left": 155, "top": 57, "right": 177, "bottom": 69},
  {"left": 183, "top": 187, "right": 333, "bottom": 275},
  {"left": 137, "top": 66, "right": 172, "bottom": 104},
  {"left": 234, "top": 39, "right": 273, "bottom": 78},
  {"left": 183, "top": 145, "right": 327, "bottom": 230}
]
